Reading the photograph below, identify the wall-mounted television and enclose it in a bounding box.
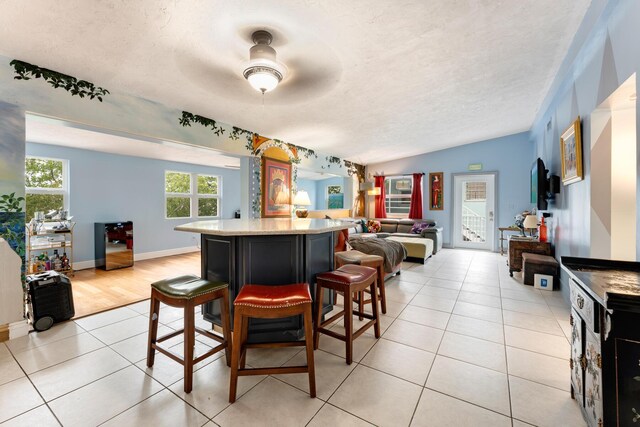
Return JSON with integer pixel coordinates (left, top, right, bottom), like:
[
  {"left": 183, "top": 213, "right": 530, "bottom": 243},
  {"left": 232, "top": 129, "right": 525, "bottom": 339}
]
[{"left": 531, "top": 158, "right": 548, "bottom": 211}]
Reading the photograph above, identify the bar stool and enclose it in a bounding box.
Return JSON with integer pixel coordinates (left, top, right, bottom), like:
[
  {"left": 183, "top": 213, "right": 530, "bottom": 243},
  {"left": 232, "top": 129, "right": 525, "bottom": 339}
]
[
  {"left": 229, "top": 283, "right": 316, "bottom": 403},
  {"left": 146, "top": 275, "right": 231, "bottom": 393},
  {"left": 335, "top": 250, "right": 387, "bottom": 316},
  {"left": 314, "top": 265, "right": 380, "bottom": 364}
]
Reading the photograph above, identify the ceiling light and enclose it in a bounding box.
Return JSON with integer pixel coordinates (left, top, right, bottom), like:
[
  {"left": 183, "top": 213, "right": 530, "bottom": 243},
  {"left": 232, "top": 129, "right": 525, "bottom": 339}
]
[{"left": 243, "top": 30, "right": 286, "bottom": 93}]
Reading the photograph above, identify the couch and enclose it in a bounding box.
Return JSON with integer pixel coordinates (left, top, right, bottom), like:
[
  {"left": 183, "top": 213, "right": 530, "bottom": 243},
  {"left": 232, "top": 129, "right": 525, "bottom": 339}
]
[{"left": 344, "top": 218, "right": 443, "bottom": 254}]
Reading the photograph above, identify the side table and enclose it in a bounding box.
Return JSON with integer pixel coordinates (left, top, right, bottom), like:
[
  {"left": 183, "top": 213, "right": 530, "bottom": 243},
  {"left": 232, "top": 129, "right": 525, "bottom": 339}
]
[
  {"left": 498, "top": 226, "right": 521, "bottom": 255},
  {"left": 508, "top": 238, "right": 551, "bottom": 276}
]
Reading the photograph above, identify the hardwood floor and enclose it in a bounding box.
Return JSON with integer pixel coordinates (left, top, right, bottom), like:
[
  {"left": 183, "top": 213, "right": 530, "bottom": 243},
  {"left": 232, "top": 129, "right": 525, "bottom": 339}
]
[{"left": 71, "top": 251, "right": 201, "bottom": 318}]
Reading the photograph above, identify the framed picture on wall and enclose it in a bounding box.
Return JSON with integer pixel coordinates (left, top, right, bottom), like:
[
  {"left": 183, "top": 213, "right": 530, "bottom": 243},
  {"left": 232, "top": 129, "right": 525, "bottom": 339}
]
[
  {"left": 327, "top": 185, "right": 344, "bottom": 209},
  {"left": 429, "top": 172, "right": 443, "bottom": 210},
  {"left": 560, "top": 116, "right": 583, "bottom": 185},
  {"left": 262, "top": 157, "right": 292, "bottom": 217}
]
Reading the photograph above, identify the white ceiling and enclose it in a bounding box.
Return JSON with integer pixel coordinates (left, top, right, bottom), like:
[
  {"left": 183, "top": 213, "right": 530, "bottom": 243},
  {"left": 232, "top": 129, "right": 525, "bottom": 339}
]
[
  {"left": 296, "top": 169, "right": 342, "bottom": 181},
  {"left": 0, "top": 1, "right": 591, "bottom": 165},
  {"left": 26, "top": 116, "right": 241, "bottom": 169}
]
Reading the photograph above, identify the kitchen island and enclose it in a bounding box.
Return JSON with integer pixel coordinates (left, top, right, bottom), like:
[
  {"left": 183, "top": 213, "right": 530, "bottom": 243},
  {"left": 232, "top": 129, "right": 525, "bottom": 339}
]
[{"left": 175, "top": 218, "right": 350, "bottom": 342}]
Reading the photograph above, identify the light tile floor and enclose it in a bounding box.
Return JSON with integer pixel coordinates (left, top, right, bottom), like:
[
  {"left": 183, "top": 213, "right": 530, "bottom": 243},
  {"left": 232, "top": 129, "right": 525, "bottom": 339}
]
[{"left": 0, "top": 249, "right": 587, "bottom": 427}]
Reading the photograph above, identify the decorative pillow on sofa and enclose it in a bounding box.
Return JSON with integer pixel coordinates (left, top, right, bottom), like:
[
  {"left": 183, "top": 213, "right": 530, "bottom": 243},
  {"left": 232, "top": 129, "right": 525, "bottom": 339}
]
[
  {"left": 410, "top": 222, "right": 430, "bottom": 234},
  {"left": 366, "top": 220, "right": 381, "bottom": 233},
  {"left": 360, "top": 219, "right": 369, "bottom": 233}
]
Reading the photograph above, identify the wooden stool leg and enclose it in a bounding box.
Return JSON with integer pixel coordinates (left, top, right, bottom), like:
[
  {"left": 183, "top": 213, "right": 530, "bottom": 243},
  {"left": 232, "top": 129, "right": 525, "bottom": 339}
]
[
  {"left": 314, "top": 284, "right": 324, "bottom": 350},
  {"left": 370, "top": 279, "right": 381, "bottom": 338},
  {"left": 239, "top": 315, "right": 249, "bottom": 369},
  {"left": 358, "top": 291, "right": 364, "bottom": 321},
  {"left": 377, "top": 264, "right": 387, "bottom": 314},
  {"left": 220, "top": 289, "right": 232, "bottom": 367},
  {"left": 229, "top": 309, "right": 243, "bottom": 403},
  {"left": 146, "top": 294, "right": 160, "bottom": 367},
  {"left": 183, "top": 302, "right": 195, "bottom": 393},
  {"left": 344, "top": 289, "right": 354, "bottom": 364},
  {"left": 303, "top": 304, "right": 316, "bottom": 398}
]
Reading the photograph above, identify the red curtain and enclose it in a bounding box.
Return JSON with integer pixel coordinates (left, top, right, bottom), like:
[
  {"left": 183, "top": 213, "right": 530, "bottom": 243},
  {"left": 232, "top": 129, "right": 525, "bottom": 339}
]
[
  {"left": 409, "top": 173, "right": 423, "bottom": 219},
  {"left": 374, "top": 175, "right": 387, "bottom": 218}
]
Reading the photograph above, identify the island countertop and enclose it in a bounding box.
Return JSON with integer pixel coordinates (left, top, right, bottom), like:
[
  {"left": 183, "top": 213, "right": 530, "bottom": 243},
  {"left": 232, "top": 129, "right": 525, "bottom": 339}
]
[{"left": 174, "top": 218, "right": 351, "bottom": 236}]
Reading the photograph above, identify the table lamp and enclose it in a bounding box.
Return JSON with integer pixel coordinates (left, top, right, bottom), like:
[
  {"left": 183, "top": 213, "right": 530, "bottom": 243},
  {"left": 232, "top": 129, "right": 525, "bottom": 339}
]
[
  {"left": 523, "top": 215, "right": 538, "bottom": 237},
  {"left": 293, "top": 190, "right": 312, "bottom": 218}
]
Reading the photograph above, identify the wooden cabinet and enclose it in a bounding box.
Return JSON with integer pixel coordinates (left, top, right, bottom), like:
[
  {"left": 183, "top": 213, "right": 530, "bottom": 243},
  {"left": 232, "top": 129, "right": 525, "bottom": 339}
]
[{"left": 508, "top": 238, "right": 551, "bottom": 276}]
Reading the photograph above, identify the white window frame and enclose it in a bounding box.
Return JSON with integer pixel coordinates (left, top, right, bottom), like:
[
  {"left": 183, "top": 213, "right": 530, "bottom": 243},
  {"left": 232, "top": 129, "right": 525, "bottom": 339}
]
[
  {"left": 25, "top": 155, "right": 70, "bottom": 212},
  {"left": 384, "top": 175, "right": 414, "bottom": 218},
  {"left": 195, "top": 173, "right": 221, "bottom": 219},
  {"left": 165, "top": 171, "right": 222, "bottom": 219}
]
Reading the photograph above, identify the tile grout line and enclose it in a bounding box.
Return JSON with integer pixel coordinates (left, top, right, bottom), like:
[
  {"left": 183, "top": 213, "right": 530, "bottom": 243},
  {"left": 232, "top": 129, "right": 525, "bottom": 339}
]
[{"left": 408, "top": 257, "right": 473, "bottom": 426}]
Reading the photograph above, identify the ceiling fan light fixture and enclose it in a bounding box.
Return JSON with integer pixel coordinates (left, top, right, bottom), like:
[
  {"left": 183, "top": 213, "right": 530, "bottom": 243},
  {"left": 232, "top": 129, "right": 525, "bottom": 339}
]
[{"left": 243, "top": 30, "right": 285, "bottom": 93}]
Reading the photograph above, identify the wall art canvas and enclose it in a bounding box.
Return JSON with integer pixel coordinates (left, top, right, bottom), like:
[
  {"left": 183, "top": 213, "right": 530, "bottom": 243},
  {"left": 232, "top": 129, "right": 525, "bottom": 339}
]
[
  {"left": 262, "top": 157, "right": 292, "bottom": 217},
  {"left": 429, "top": 172, "right": 443, "bottom": 210},
  {"left": 560, "top": 117, "right": 583, "bottom": 185}
]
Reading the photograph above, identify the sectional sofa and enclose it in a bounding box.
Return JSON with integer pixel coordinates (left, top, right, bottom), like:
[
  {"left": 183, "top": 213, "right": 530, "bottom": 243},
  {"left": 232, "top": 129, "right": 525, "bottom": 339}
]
[{"left": 345, "top": 218, "right": 443, "bottom": 255}]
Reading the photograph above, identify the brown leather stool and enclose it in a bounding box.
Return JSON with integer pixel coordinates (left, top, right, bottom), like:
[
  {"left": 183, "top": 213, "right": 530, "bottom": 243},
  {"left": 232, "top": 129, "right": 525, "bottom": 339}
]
[
  {"left": 229, "top": 283, "right": 316, "bottom": 403},
  {"left": 314, "top": 264, "right": 380, "bottom": 364},
  {"left": 335, "top": 250, "right": 387, "bottom": 316},
  {"left": 146, "top": 275, "right": 231, "bottom": 393}
]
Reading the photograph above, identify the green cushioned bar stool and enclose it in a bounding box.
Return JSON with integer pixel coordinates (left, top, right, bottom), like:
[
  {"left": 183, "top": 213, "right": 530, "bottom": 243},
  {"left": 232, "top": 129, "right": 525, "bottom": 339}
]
[{"left": 146, "top": 274, "right": 231, "bottom": 393}]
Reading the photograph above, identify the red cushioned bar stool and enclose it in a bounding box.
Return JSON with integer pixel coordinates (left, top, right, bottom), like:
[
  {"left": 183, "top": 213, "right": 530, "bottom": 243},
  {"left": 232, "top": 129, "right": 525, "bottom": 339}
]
[
  {"left": 147, "top": 275, "right": 231, "bottom": 393},
  {"left": 314, "top": 264, "right": 380, "bottom": 364},
  {"left": 335, "top": 250, "right": 387, "bottom": 317},
  {"left": 229, "top": 283, "right": 316, "bottom": 403}
]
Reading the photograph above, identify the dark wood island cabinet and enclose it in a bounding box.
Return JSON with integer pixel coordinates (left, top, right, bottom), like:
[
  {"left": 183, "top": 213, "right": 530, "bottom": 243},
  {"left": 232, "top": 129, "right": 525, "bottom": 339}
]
[
  {"left": 175, "top": 218, "right": 349, "bottom": 343},
  {"left": 562, "top": 256, "right": 640, "bottom": 427}
]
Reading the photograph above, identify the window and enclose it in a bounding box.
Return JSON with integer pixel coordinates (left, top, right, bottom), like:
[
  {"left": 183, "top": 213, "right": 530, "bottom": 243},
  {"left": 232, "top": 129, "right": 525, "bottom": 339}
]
[
  {"left": 197, "top": 175, "right": 219, "bottom": 217},
  {"left": 165, "top": 171, "right": 220, "bottom": 219},
  {"left": 25, "top": 156, "right": 68, "bottom": 222},
  {"left": 326, "top": 185, "right": 344, "bottom": 209},
  {"left": 465, "top": 182, "right": 486, "bottom": 201},
  {"left": 384, "top": 176, "right": 412, "bottom": 217}
]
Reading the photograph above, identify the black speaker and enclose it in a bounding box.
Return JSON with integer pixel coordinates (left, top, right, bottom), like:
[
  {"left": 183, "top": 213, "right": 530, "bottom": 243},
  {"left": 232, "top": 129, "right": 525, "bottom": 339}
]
[
  {"left": 549, "top": 175, "right": 560, "bottom": 194},
  {"left": 27, "top": 271, "right": 75, "bottom": 331}
]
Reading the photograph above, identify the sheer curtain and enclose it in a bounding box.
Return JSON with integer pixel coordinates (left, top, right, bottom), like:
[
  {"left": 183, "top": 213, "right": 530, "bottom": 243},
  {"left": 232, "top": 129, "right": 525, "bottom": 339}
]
[
  {"left": 374, "top": 175, "right": 386, "bottom": 218},
  {"left": 408, "top": 173, "right": 424, "bottom": 219}
]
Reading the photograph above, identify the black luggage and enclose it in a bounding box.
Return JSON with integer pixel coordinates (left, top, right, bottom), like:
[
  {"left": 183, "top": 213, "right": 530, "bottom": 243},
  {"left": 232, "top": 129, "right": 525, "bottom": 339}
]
[{"left": 26, "top": 271, "right": 75, "bottom": 331}]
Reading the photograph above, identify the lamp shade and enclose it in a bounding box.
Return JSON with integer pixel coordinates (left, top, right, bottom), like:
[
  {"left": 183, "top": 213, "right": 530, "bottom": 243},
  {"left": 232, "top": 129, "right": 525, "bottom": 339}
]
[
  {"left": 368, "top": 187, "right": 381, "bottom": 196},
  {"left": 293, "top": 190, "right": 311, "bottom": 206},
  {"left": 523, "top": 215, "right": 538, "bottom": 229}
]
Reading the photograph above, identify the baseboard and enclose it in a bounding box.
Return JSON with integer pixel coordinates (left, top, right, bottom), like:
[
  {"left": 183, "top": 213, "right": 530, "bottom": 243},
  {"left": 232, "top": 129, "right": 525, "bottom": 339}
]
[
  {"left": 3, "top": 319, "right": 31, "bottom": 341},
  {"left": 74, "top": 246, "right": 200, "bottom": 271}
]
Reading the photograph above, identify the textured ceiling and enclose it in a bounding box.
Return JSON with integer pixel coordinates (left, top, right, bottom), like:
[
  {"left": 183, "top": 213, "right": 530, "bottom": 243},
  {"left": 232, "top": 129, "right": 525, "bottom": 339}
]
[{"left": 0, "top": 0, "right": 591, "bottom": 165}]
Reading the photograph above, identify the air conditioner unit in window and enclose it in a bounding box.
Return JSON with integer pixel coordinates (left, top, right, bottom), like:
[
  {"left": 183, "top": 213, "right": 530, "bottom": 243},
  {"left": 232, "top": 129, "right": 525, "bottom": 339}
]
[{"left": 395, "top": 180, "right": 411, "bottom": 191}]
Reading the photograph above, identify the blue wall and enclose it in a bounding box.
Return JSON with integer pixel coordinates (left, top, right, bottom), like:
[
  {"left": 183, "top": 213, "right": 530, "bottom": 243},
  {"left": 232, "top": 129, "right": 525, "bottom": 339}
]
[
  {"left": 295, "top": 179, "right": 317, "bottom": 210},
  {"left": 366, "top": 132, "right": 534, "bottom": 249},
  {"left": 528, "top": 0, "right": 640, "bottom": 297},
  {"left": 26, "top": 143, "right": 241, "bottom": 264}
]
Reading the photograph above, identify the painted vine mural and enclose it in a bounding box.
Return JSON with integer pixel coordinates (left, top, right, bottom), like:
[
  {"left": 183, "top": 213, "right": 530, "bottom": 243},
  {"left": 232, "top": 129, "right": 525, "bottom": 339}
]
[
  {"left": 10, "top": 60, "right": 110, "bottom": 102},
  {"left": 179, "top": 110, "right": 365, "bottom": 215}
]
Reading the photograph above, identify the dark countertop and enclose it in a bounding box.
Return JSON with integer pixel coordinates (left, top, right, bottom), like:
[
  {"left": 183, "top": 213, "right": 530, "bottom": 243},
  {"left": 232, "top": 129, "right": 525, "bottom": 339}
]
[{"left": 561, "top": 256, "right": 640, "bottom": 310}]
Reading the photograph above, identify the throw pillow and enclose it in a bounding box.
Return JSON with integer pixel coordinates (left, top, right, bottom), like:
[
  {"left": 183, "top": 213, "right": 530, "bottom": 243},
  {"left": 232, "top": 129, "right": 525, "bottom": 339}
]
[
  {"left": 411, "top": 222, "right": 429, "bottom": 234},
  {"left": 360, "top": 219, "right": 369, "bottom": 233},
  {"left": 366, "top": 220, "right": 381, "bottom": 233}
]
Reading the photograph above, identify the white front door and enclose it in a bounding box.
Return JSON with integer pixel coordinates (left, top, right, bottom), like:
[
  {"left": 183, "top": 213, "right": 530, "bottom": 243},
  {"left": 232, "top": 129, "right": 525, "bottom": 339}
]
[{"left": 453, "top": 174, "right": 496, "bottom": 250}]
